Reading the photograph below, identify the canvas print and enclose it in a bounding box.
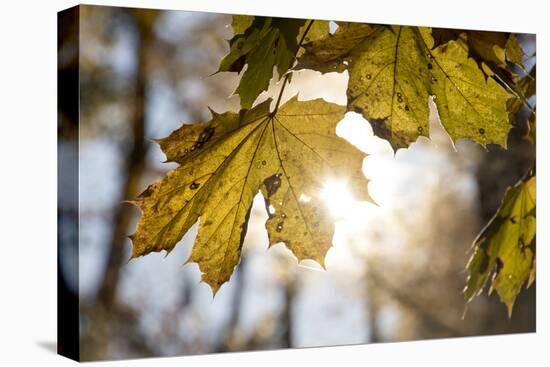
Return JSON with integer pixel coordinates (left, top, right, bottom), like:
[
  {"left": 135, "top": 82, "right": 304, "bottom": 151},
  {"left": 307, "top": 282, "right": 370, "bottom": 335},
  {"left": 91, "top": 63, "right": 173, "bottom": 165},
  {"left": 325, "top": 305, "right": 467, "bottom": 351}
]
[{"left": 58, "top": 4, "right": 536, "bottom": 361}]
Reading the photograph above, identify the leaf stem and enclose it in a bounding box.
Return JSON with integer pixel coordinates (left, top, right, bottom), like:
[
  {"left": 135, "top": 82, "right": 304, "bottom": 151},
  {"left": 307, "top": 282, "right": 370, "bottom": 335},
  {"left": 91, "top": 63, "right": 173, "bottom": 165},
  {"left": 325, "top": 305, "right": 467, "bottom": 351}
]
[
  {"left": 272, "top": 73, "right": 291, "bottom": 117},
  {"left": 271, "top": 19, "right": 315, "bottom": 116}
]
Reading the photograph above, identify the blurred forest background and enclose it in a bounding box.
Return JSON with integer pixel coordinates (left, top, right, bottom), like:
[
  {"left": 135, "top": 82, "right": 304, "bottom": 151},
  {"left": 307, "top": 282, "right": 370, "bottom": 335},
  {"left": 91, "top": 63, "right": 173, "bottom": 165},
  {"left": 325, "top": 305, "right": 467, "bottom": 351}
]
[{"left": 58, "top": 5, "right": 536, "bottom": 361}]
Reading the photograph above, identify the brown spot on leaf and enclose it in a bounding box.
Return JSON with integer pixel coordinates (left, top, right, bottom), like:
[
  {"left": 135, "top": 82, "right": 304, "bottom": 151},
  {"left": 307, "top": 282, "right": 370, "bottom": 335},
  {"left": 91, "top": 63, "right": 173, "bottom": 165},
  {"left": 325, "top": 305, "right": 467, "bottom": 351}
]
[
  {"left": 370, "top": 119, "right": 391, "bottom": 142},
  {"left": 263, "top": 173, "right": 282, "bottom": 197},
  {"left": 198, "top": 127, "right": 215, "bottom": 143},
  {"left": 138, "top": 183, "right": 159, "bottom": 199}
]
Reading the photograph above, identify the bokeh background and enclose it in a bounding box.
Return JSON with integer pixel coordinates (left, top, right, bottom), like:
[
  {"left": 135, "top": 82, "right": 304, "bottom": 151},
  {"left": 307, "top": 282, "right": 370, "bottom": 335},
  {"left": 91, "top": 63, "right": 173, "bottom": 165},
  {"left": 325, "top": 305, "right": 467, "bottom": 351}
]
[{"left": 58, "top": 5, "right": 536, "bottom": 361}]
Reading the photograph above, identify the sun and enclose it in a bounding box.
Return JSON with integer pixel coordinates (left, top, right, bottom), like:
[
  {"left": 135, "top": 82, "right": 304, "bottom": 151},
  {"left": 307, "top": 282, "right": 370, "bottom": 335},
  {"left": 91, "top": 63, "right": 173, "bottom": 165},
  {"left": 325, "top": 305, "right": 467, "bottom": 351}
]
[{"left": 319, "top": 180, "right": 358, "bottom": 219}]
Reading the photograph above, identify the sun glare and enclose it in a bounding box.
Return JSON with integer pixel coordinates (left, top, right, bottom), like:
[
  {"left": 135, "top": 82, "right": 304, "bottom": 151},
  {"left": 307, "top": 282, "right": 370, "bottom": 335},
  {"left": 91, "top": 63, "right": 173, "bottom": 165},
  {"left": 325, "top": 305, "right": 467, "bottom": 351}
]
[{"left": 319, "top": 180, "right": 358, "bottom": 219}]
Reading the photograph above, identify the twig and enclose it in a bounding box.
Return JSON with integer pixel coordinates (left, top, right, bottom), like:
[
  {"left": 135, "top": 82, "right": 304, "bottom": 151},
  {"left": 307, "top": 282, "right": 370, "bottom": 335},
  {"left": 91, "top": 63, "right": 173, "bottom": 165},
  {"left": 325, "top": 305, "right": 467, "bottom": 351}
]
[{"left": 271, "top": 19, "right": 315, "bottom": 116}]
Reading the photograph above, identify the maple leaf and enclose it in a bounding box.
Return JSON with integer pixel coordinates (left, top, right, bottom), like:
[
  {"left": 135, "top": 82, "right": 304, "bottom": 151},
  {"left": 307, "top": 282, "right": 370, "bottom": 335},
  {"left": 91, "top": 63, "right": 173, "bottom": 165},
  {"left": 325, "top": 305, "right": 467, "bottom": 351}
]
[
  {"left": 297, "top": 24, "right": 513, "bottom": 149},
  {"left": 506, "top": 66, "right": 536, "bottom": 143},
  {"left": 228, "top": 15, "right": 329, "bottom": 50},
  {"left": 217, "top": 17, "right": 304, "bottom": 109},
  {"left": 505, "top": 34, "right": 524, "bottom": 66},
  {"left": 420, "top": 29, "right": 513, "bottom": 148},
  {"left": 230, "top": 15, "right": 254, "bottom": 36},
  {"left": 464, "top": 175, "right": 536, "bottom": 316},
  {"left": 430, "top": 29, "right": 524, "bottom": 69},
  {"left": 456, "top": 30, "right": 509, "bottom": 68},
  {"left": 509, "top": 65, "right": 535, "bottom": 108},
  {"left": 297, "top": 24, "right": 431, "bottom": 148},
  {"left": 218, "top": 17, "right": 329, "bottom": 109},
  {"left": 130, "top": 97, "right": 370, "bottom": 294}
]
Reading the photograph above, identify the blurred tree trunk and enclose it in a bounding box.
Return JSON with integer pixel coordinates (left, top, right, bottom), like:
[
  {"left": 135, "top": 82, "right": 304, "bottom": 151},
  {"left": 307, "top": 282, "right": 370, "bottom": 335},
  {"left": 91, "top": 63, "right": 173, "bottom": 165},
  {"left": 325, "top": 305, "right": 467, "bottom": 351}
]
[
  {"left": 81, "top": 10, "right": 156, "bottom": 360},
  {"left": 215, "top": 255, "right": 247, "bottom": 353},
  {"left": 365, "top": 267, "right": 381, "bottom": 343},
  {"left": 280, "top": 277, "right": 296, "bottom": 348}
]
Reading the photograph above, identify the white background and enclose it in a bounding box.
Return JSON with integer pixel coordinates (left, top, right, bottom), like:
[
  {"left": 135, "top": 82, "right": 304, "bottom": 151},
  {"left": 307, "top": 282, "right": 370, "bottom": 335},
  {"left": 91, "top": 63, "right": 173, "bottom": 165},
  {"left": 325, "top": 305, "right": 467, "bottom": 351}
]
[{"left": 0, "top": 0, "right": 547, "bottom": 365}]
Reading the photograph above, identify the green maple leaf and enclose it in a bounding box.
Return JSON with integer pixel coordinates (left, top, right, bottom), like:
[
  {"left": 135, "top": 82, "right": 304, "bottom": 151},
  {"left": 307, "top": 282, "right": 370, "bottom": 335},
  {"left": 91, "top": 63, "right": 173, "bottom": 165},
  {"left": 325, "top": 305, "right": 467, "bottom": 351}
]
[
  {"left": 507, "top": 66, "right": 535, "bottom": 141},
  {"left": 218, "top": 17, "right": 305, "bottom": 109},
  {"left": 130, "top": 97, "right": 370, "bottom": 294},
  {"left": 505, "top": 33, "right": 524, "bottom": 65},
  {"left": 421, "top": 29, "right": 513, "bottom": 148},
  {"left": 230, "top": 15, "right": 254, "bottom": 36},
  {"left": 218, "top": 16, "right": 329, "bottom": 109},
  {"left": 298, "top": 24, "right": 430, "bottom": 148},
  {"left": 464, "top": 175, "right": 536, "bottom": 316},
  {"left": 458, "top": 30, "right": 509, "bottom": 68},
  {"left": 297, "top": 24, "right": 513, "bottom": 149},
  {"left": 430, "top": 29, "right": 524, "bottom": 68}
]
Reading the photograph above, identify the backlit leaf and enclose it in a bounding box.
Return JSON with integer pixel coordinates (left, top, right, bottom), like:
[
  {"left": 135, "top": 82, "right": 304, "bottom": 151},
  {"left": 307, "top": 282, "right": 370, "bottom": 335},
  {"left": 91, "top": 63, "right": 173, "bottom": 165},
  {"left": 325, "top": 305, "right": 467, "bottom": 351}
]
[
  {"left": 298, "top": 24, "right": 513, "bottom": 149},
  {"left": 219, "top": 17, "right": 328, "bottom": 109},
  {"left": 430, "top": 28, "right": 523, "bottom": 69},
  {"left": 218, "top": 17, "right": 305, "bottom": 109},
  {"left": 296, "top": 22, "right": 380, "bottom": 74},
  {"left": 130, "top": 97, "right": 370, "bottom": 294},
  {"left": 506, "top": 66, "right": 535, "bottom": 123},
  {"left": 345, "top": 25, "right": 431, "bottom": 149},
  {"left": 505, "top": 34, "right": 524, "bottom": 65},
  {"left": 464, "top": 176, "right": 536, "bottom": 316},
  {"left": 421, "top": 31, "right": 513, "bottom": 147},
  {"left": 230, "top": 15, "right": 254, "bottom": 36},
  {"left": 462, "top": 30, "right": 508, "bottom": 68}
]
